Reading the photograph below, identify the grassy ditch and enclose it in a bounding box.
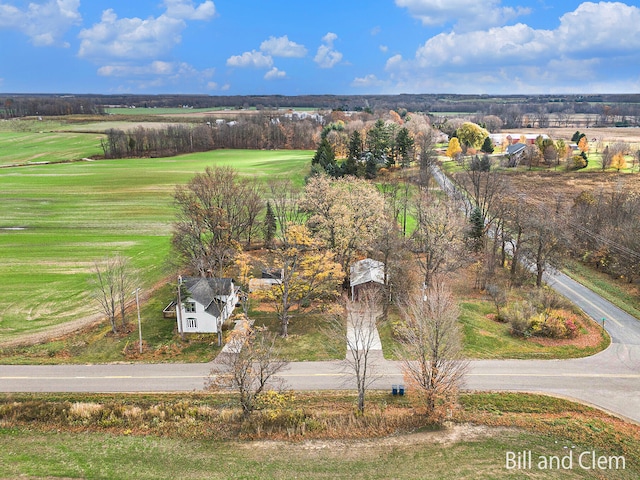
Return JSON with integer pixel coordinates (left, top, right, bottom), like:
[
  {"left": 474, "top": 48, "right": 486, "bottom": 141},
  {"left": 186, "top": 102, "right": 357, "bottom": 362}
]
[{"left": 0, "top": 392, "right": 637, "bottom": 479}]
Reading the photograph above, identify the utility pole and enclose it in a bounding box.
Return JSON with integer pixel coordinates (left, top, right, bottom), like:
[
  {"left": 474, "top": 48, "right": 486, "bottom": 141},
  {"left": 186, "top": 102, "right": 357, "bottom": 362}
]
[
  {"left": 177, "top": 276, "right": 185, "bottom": 340},
  {"left": 133, "top": 288, "right": 143, "bottom": 354}
]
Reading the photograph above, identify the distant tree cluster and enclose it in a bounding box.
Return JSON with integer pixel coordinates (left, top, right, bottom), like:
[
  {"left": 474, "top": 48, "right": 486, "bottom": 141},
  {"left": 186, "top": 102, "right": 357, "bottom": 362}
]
[
  {"left": 100, "top": 114, "right": 320, "bottom": 158},
  {"left": 311, "top": 112, "right": 437, "bottom": 179},
  {"left": 1, "top": 97, "right": 103, "bottom": 118}
]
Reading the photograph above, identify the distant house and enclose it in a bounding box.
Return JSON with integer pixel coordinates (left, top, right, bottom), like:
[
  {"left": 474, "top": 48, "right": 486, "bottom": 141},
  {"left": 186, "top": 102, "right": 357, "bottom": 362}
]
[
  {"left": 164, "top": 277, "right": 239, "bottom": 334},
  {"left": 505, "top": 143, "right": 527, "bottom": 167},
  {"left": 350, "top": 258, "right": 385, "bottom": 301}
]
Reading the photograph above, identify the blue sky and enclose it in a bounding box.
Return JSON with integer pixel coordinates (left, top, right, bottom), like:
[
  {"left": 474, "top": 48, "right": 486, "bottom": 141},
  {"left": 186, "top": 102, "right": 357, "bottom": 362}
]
[{"left": 0, "top": 0, "right": 639, "bottom": 95}]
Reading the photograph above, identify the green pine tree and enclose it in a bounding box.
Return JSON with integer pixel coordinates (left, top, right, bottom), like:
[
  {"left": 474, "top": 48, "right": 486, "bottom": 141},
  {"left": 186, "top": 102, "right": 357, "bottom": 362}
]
[{"left": 263, "top": 201, "right": 277, "bottom": 248}]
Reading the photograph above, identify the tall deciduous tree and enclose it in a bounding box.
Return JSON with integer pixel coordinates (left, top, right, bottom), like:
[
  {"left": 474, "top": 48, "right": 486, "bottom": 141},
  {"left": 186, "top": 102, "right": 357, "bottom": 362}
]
[
  {"left": 456, "top": 122, "right": 489, "bottom": 150},
  {"left": 262, "top": 224, "right": 343, "bottom": 337},
  {"left": 302, "top": 176, "right": 386, "bottom": 277},
  {"left": 522, "top": 208, "right": 568, "bottom": 287},
  {"left": 411, "top": 194, "right": 466, "bottom": 288},
  {"left": 172, "top": 167, "right": 262, "bottom": 277},
  {"left": 328, "top": 289, "right": 383, "bottom": 414},
  {"left": 397, "top": 280, "right": 467, "bottom": 421}
]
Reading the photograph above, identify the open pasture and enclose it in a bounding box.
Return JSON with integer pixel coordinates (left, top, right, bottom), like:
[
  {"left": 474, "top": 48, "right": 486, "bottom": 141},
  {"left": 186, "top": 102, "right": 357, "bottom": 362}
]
[
  {"left": 0, "top": 150, "right": 312, "bottom": 341},
  {"left": 0, "top": 131, "right": 104, "bottom": 166}
]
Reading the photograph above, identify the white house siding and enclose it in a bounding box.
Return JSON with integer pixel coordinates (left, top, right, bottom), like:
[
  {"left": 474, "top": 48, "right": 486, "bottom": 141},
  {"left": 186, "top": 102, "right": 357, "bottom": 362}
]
[{"left": 180, "top": 297, "right": 217, "bottom": 333}]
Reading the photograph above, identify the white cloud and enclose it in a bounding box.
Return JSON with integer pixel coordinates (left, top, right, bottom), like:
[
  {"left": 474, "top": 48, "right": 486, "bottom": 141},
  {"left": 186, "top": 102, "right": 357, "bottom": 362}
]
[
  {"left": 226, "top": 50, "right": 274, "bottom": 68},
  {"left": 386, "top": 2, "right": 640, "bottom": 93},
  {"left": 0, "top": 0, "right": 81, "bottom": 47},
  {"left": 395, "top": 0, "right": 530, "bottom": 31},
  {"left": 260, "top": 35, "right": 307, "bottom": 57},
  {"left": 163, "top": 0, "right": 216, "bottom": 21},
  {"left": 78, "top": 1, "right": 214, "bottom": 61},
  {"left": 98, "top": 60, "right": 213, "bottom": 79},
  {"left": 314, "top": 32, "right": 343, "bottom": 68},
  {"left": 351, "top": 74, "right": 387, "bottom": 88},
  {"left": 379, "top": 45, "right": 389, "bottom": 53},
  {"left": 227, "top": 35, "right": 305, "bottom": 74},
  {"left": 264, "top": 67, "right": 286, "bottom": 80}
]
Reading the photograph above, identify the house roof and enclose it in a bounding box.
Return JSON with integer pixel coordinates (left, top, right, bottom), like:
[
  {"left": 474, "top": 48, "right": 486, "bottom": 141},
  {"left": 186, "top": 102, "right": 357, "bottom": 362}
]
[
  {"left": 182, "top": 277, "right": 233, "bottom": 309},
  {"left": 506, "top": 143, "right": 526, "bottom": 155},
  {"left": 350, "top": 258, "right": 385, "bottom": 287}
]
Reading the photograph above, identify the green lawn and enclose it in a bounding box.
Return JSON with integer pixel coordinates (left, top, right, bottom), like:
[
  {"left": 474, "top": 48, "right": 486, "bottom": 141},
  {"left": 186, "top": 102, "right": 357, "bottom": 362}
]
[
  {"left": 0, "top": 150, "right": 312, "bottom": 342},
  {"left": 5, "top": 428, "right": 631, "bottom": 480}
]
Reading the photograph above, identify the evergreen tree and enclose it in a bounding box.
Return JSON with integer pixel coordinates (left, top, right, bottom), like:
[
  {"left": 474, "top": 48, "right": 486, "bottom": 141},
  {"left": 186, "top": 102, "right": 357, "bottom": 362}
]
[
  {"left": 468, "top": 207, "right": 485, "bottom": 252},
  {"left": 263, "top": 201, "right": 277, "bottom": 248},
  {"left": 396, "top": 127, "right": 415, "bottom": 167},
  {"left": 366, "top": 119, "right": 390, "bottom": 164},
  {"left": 342, "top": 131, "right": 362, "bottom": 176},
  {"left": 365, "top": 153, "right": 379, "bottom": 179},
  {"left": 311, "top": 137, "right": 339, "bottom": 177},
  {"left": 480, "top": 136, "right": 494, "bottom": 154}
]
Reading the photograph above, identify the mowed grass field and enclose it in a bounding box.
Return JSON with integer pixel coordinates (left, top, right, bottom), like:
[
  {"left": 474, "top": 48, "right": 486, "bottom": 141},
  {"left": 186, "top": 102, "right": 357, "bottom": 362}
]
[{"left": 0, "top": 149, "right": 312, "bottom": 340}]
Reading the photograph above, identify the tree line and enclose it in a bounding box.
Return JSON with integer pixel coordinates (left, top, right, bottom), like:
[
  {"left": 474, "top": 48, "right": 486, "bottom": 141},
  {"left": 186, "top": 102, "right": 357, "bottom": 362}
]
[
  {"left": 100, "top": 114, "right": 321, "bottom": 158},
  {"left": 1, "top": 97, "right": 104, "bottom": 118}
]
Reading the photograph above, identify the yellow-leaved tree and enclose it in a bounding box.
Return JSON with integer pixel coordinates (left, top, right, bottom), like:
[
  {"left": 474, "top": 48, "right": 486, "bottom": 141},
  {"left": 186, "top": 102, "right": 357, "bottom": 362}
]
[
  {"left": 445, "top": 137, "right": 462, "bottom": 160},
  {"left": 611, "top": 152, "right": 627, "bottom": 172},
  {"left": 578, "top": 136, "right": 589, "bottom": 155},
  {"left": 261, "top": 223, "right": 343, "bottom": 337}
]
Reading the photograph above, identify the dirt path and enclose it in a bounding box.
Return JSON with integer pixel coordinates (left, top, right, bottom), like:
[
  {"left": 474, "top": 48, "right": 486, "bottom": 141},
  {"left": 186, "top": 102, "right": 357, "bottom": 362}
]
[
  {"left": 0, "top": 280, "right": 165, "bottom": 349},
  {"left": 0, "top": 314, "right": 105, "bottom": 348}
]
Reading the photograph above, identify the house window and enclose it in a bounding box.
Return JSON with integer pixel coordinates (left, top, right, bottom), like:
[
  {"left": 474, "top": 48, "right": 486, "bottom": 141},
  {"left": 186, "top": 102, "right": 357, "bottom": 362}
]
[
  {"left": 187, "top": 318, "right": 197, "bottom": 329},
  {"left": 185, "top": 302, "right": 196, "bottom": 313}
]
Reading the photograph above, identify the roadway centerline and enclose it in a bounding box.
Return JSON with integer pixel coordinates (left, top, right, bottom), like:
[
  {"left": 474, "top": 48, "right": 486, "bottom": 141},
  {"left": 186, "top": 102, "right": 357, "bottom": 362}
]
[{"left": 551, "top": 273, "right": 624, "bottom": 328}]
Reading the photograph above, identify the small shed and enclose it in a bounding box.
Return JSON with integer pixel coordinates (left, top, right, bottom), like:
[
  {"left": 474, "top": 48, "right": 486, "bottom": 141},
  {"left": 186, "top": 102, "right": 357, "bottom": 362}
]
[{"left": 350, "top": 258, "right": 385, "bottom": 301}]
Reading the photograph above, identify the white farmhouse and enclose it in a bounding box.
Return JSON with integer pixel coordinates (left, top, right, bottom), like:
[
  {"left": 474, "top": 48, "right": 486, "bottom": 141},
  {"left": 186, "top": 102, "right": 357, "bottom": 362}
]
[{"left": 176, "top": 277, "right": 239, "bottom": 334}]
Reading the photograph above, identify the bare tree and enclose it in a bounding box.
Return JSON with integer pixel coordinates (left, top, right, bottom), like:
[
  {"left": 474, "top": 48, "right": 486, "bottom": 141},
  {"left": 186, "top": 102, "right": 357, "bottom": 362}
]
[
  {"left": 172, "top": 166, "right": 262, "bottom": 277},
  {"left": 411, "top": 193, "right": 466, "bottom": 288},
  {"left": 92, "top": 255, "right": 133, "bottom": 334},
  {"left": 267, "top": 178, "right": 304, "bottom": 238},
  {"left": 453, "top": 160, "right": 506, "bottom": 231},
  {"left": 522, "top": 208, "right": 568, "bottom": 287},
  {"left": 114, "top": 255, "right": 136, "bottom": 329},
  {"left": 397, "top": 280, "right": 467, "bottom": 421},
  {"left": 328, "top": 289, "right": 383, "bottom": 414},
  {"left": 207, "top": 322, "right": 288, "bottom": 417}
]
